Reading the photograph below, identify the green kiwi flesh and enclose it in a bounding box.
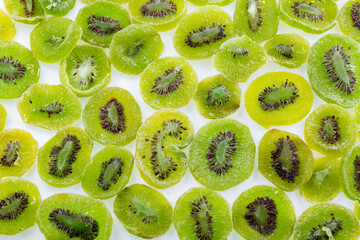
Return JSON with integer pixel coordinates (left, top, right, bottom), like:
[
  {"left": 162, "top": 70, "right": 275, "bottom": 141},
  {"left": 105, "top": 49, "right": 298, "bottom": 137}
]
[
  {"left": 4, "top": 0, "right": 45, "bottom": 24},
  {"left": 0, "top": 104, "right": 6, "bottom": 131},
  {"left": 39, "top": 0, "right": 75, "bottom": 16},
  {"left": 339, "top": 0, "right": 360, "bottom": 43},
  {"left": 340, "top": 145, "right": 360, "bottom": 201},
  {"left": 188, "top": 0, "right": 234, "bottom": 6}
]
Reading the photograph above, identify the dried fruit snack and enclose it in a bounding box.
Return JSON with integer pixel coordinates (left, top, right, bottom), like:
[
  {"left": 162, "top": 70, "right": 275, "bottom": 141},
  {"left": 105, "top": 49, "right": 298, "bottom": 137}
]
[
  {"left": 340, "top": 145, "right": 360, "bottom": 201},
  {"left": 0, "top": 10, "right": 16, "bottom": 41},
  {"left": 0, "top": 104, "right": 6, "bottom": 131},
  {"left": 4, "top": 0, "right": 45, "bottom": 24},
  {"left": 339, "top": 0, "right": 360, "bottom": 43}
]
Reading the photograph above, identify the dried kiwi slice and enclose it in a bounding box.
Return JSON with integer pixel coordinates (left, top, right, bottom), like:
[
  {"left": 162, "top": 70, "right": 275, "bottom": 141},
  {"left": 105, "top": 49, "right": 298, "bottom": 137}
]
[
  {"left": 340, "top": 145, "right": 360, "bottom": 201},
  {"left": 82, "top": 87, "right": 142, "bottom": 146},
  {"left": 4, "top": 0, "right": 45, "bottom": 24},
  {"left": 304, "top": 103, "right": 357, "bottom": 157},
  {"left": 0, "top": 128, "right": 37, "bottom": 177},
  {"left": 189, "top": 118, "right": 255, "bottom": 191},
  {"left": 135, "top": 109, "right": 193, "bottom": 189},
  {"left": 173, "top": 6, "right": 236, "bottom": 60},
  {"left": 113, "top": 184, "right": 172, "bottom": 238},
  {"left": 354, "top": 201, "right": 360, "bottom": 220},
  {"left": 0, "top": 10, "right": 16, "bottom": 41},
  {"left": 245, "top": 71, "right": 313, "bottom": 128},
  {"left": 82, "top": 146, "right": 133, "bottom": 200},
  {"left": 37, "top": 126, "right": 93, "bottom": 188},
  {"left": 17, "top": 83, "right": 82, "bottom": 131},
  {"left": 0, "top": 104, "right": 6, "bottom": 131},
  {"left": 140, "top": 56, "right": 198, "bottom": 109},
  {"left": 188, "top": 0, "right": 234, "bottom": 6},
  {"left": 173, "top": 187, "right": 232, "bottom": 240},
  {"left": 59, "top": 45, "right": 111, "bottom": 97},
  {"left": 339, "top": 0, "right": 360, "bottom": 43},
  {"left": 258, "top": 129, "right": 314, "bottom": 191},
  {"left": 232, "top": 185, "right": 296, "bottom": 240},
  {"left": 0, "top": 41, "right": 40, "bottom": 99},
  {"left": 0, "top": 177, "right": 41, "bottom": 235},
  {"left": 36, "top": 193, "right": 113, "bottom": 240},
  {"left": 39, "top": 0, "right": 75, "bottom": 16}
]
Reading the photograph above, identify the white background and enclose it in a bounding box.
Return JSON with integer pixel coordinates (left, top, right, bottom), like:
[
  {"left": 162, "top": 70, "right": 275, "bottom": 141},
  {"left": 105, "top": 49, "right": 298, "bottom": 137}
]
[{"left": 0, "top": 0, "right": 356, "bottom": 239}]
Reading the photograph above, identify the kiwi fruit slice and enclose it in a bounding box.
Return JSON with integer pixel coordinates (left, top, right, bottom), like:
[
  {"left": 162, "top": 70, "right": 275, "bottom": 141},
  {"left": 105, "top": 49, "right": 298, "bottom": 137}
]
[
  {"left": 135, "top": 108, "right": 193, "bottom": 189},
  {"left": 339, "top": 145, "right": 360, "bottom": 201},
  {"left": 0, "top": 41, "right": 40, "bottom": 99},
  {"left": 279, "top": 0, "right": 338, "bottom": 34},
  {"left": 39, "top": 0, "right": 75, "bottom": 16},
  {"left": 213, "top": 36, "right": 267, "bottom": 82},
  {"left": 59, "top": 45, "right": 111, "bottom": 97},
  {"left": 339, "top": 0, "right": 360, "bottom": 43},
  {"left": 0, "top": 104, "right": 6, "bottom": 131},
  {"left": 173, "top": 187, "right": 232, "bottom": 240},
  {"left": 17, "top": 83, "right": 82, "bottom": 131},
  {"left": 30, "top": 17, "right": 82, "bottom": 63},
  {"left": 173, "top": 6, "right": 236, "bottom": 60},
  {"left": 245, "top": 71, "right": 313, "bottom": 128},
  {"left": 293, "top": 203, "right": 360, "bottom": 240},
  {"left": 0, "top": 128, "right": 38, "bottom": 177},
  {"left": 232, "top": 185, "right": 296, "bottom": 240},
  {"left": 129, "top": 0, "right": 187, "bottom": 32},
  {"left": 354, "top": 201, "right": 360, "bottom": 220},
  {"left": 233, "top": 0, "right": 279, "bottom": 43},
  {"left": 36, "top": 193, "right": 113, "bottom": 240},
  {"left": 264, "top": 33, "right": 310, "bottom": 68},
  {"left": 0, "top": 177, "right": 41, "bottom": 235},
  {"left": 81, "top": 0, "right": 129, "bottom": 4},
  {"left": 189, "top": 118, "right": 255, "bottom": 191},
  {"left": 76, "top": 1, "right": 131, "bottom": 48},
  {"left": 299, "top": 157, "right": 341, "bottom": 203},
  {"left": 4, "top": 0, "right": 45, "bottom": 24},
  {"left": 188, "top": 0, "right": 234, "bottom": 6},
  {"left": 82, "top": 146, "right": 133, "bottom": 200},
  {"left": 140, "top": 56, "right": 198, "bottom": 109},
  {"left": 82, "top": 86, "right": 142, "bottom": 146},
  {"left": 0, "top": 10, "right": 16, "bottom": 41},
  {"left": 304, "top": 103, "right": 357, "bottom": 157}
]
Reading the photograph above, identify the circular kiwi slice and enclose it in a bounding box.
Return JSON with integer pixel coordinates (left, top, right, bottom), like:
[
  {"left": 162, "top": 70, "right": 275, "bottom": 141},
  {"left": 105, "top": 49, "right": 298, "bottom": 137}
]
[
  {"left": 173, "top": 6, "right": 236, "bottom": 60},
  {"left": 0, "top": 177, "right": 41, "bottom": 235},
  {"left": 232, "top": 185, "right": 296, "bottom": 240},
  {"left": 30, "top": 17, "right": 82, "bottom": 63},
  {"left": 299, "top": 157, "right": 341, "bottom": 203},
  {"left": 59, "top": 45, "right": 111, "bottom": 97},
  {"left": 259, "top": 129, "right": 314, "bottom": 191},
  {"left": 140, "top": 56, "right": 198, "bottom": 109},
  {"left": 17, "top": 83, "right": 82, "bottom": 131},
  {"left": 173, "top": 187, "right": 232, "bottom": 240},
  {"left": 0, "top": 41, "right": 40, "bottom": 99},
  {"left": 294, "top": 203, "right": 360, "bottom": 240},
  {"left": 0, "top": 10, "right": 16, "bottom": 41},
  {"left": 340, "top": 145, "right": 360, "bottom": 201},
  {"left": 189, "top": 118, "right": 255, "bottom": 191},
  {"left": 113, "top": 184, "right": 172, "bottom": 238},
  {"left": 39, "top": 0, "right": 75, "bottom": 16},
  {"left": 264, "top": 33, "right": 310, "bottom": 68},
  {"left": 36, "top": 193, "right": 113, "bottom": 240},
  {"left": 135, "top": 108, "right": 193, "bottom": 189},
  {"left": 76, "top": 1, "right": 131, "bottom": 48},
  {"left": 213, "top": 36, "right": 267, "bottom": 82},
  {"left": 4, "top": 0, "right": 45, "bottom": 24},
  {"left": 129, "top": 0, "right": 187, "bottom": 32},
  {"left": 233, "top": 0, "right": 279, "bottom": 43},
  {"left": 339, "top": 0, "right": 360, "bottom": 43},
  {"left": 109, "top": 24, "right": 164, "bottom": 75},
  {"left": 0, "top": 128, "right": 38, "bottom": 177},
  {"left": 304, "top": 103, "right": 357, "bottom": 157},
  {"left": 0, "top": 104, "right": 6, "bottom": 131},
  {"left": 245, "top": 71, "right": 313, "bottom": 128},
  {"left": 82, "top": 86, "right": 142, "bottom": 146},
  {"left": 188, "top": 0, "right": 234, "bottom": 6},
  {"left": 81, "top": 146, "right": 133, "bottom": 200}
]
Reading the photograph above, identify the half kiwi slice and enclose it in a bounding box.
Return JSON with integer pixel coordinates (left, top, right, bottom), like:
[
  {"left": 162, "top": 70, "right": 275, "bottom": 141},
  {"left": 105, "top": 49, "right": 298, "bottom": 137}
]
[
  {"left": 0, "top": 104, "right": 6, "bottom": 131},
  {"left": 0, "top": 10, "right": 16, "bottom": 41},
  {"left": 340, "top": 145, "right": 360, "bottom": 201},
  {"left": 4, "top": 0, "right": 45, "bottom": 24},
  {"left": 339, "top": 0, "right": 360, "bottom": 43}
]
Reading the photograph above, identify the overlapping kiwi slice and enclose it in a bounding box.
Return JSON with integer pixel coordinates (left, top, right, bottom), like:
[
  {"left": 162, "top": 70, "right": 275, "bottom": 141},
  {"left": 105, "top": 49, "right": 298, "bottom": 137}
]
[
  {"left": 113, "top": 184, "right": 172, "bottom": 238},
  {"left": 294, "top": 203, "right": 360, "bottom": 240},
  {"left": 17, "top": 83, "right": 82, "bottom": 131},
  {"left": 39, "top": 0, "right": 75, "bottom": 16},
  {"left": 30, "top": 17, "right": 82, "bottom": 63},
  {"left": 82, "top": 86, "right": 142, "bottom": 146},
  {"left": 0, "top": 104, "right": 6, "bottom": 131},
  {"left": 36, "top": 193, "right": 113, "bottom": 240},
  {"left": 304, "top": 103, "right": 357, "bottom": 157},
  {"left": 4, "top": 0, "right": 45, "bottom": 24},
  {"left": 59, "top": 45, "right": 111, "bottom": 97},
  {"left": 188, "top": 0, "right": 234, "bottom": 6},
  {"left": 0, "top": 177, "right": 41, "bottom": 235},
  {"left": 189, "top": 118, "right": 255, "bottom": 191},
  {"left": 213, "top": 36, "right": 267, "bottom": 82},
  {"left": 0, "top": 41, "right": 40, "bottom": 99},
  {"left": 173, "top": 6, "right": 236, "bottom": 60},
  {"left": 340, "top": 145, "right": 360, "bottom": 201},
  {"left": 245, "top": 71, "right": 313, "bottom": 128},
  {"left": 339, "top": 0, "right": 360, "bottom": 43},
  {"left": 173, "top": 187, "right": 232, "bottom": 240},
  {"left": 232, "top": 185, "right": 296, "bottom": 240},
  {"left": 0, "top": 10, "right": 16, "bottom": 41},
  {"left": 140, "top": 56, "right": 198, "bottom": 109},
  {"left": 82, "top": 146, "right": 133, "bottom": 200},
  {"left": 135, "top": 108, "right": 193, "bottom": 189}
]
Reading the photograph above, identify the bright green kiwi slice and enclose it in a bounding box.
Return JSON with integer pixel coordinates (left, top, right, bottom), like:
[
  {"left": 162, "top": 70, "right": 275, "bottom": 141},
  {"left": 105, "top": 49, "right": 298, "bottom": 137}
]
[
  {"left": 0, "top": 10, "right": 16, "bottom": 41},
  {"left": 4, "top": 0, "right": 45, "bottom": 24},
  {"left": 339, "top": 0, "right": 360, "bottom": 43},
  {"left": 135, "top": 108, "right": 193, "bottom": 189},
  {"left": 354, "top": 201, "right": 360, "bottom": 220},
  {"left": 113, "top": 184, "right": 172, "bottom": 238},
  {"left": 140, "top": 56, "right": 198, "bottom": 109},
  {"left": 173, "top": 187, "right": 232, "bottom": 240},
  {"left": 189, "top": 118, "right": 255, "bottom": 191},
  {"left": 39, "top": 0, "right": 75, "bottom": 16},
  {"left": 0, "top": 104, "right": 6, "bottom": 131},
  {"left": 188, "top": 0, "right": 234, "bottom": 6},
  {"left": 340, "top": 145, "right": 360, "bottom": 201}
]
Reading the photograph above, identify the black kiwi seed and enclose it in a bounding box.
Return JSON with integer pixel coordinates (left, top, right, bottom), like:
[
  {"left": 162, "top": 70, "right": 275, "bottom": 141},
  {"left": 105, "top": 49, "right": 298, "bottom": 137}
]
[
  {"left": 0, "top": 141, "right": 21, "bottom": 167},
  {"left": 150, "top": 67, "right": 184, "bottom": 95},
  {"left": 73, "top": 56, "right": 95, "bottom": 87},
  {"left": 318, "top": 116, "right": 341, "bottom": 144},
  {"left": 270, "top": 136, "right": 300, "bottom": 183},
  {"left": 40, "top": 102, "right": 64, "bottom": 118},
  {"left": 88, "top": 15, "right": 121, "bottom": 36},
  {"left": 351, "top": 3, "right": 360, "bottom": 30},
  {"left": 0, "top": 56, "right": 26, "bottom": 84},
  {"left": 128, "top": 201, "right": 158, "bottom": 224},
  {"left": 206, "top": 85, "right": 230, "bottom": 106},
  {"left": 247, "top": 0, "right": 263, "bottom": 32},
  {"left": 48, "top": 134, "right": 81, "bottom": 178},
  {"left": 100, "top": 98, "right": 125, "bottom": 133},
  {"left": 49, "top": 208, "right": 99, "bottom": 240},
  {"left": 97, "top": 156, "right": 124, "bottom": 191},
  {"left": 353, "top": 155, "right": 360, "bottom": 191},
  {"left": 308, "top": 213, "right": 343, "bottom": 240},
  {"left": 0, "top": 192, "right": 29, "bottom": 220},
  {"left": 140, "top": 0, "right": 177, "bottom": 18},
  {"left": 19, "top": 0, "right": 34, "bottom": 17},
  {"left": 291, "top": 1, "right": 324, "bottom": 22},
  {"left": 185, "top": 23, "right": 227, "bottom": 48},
  {"left": 190, "top": 196, "right": 214, "bottom": 240},
  {"left": 245, "top": 196, "right": 277, "bottom": 235},
  {"left": 272, "top": 44, "right": 294, "bottom": 59}
]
